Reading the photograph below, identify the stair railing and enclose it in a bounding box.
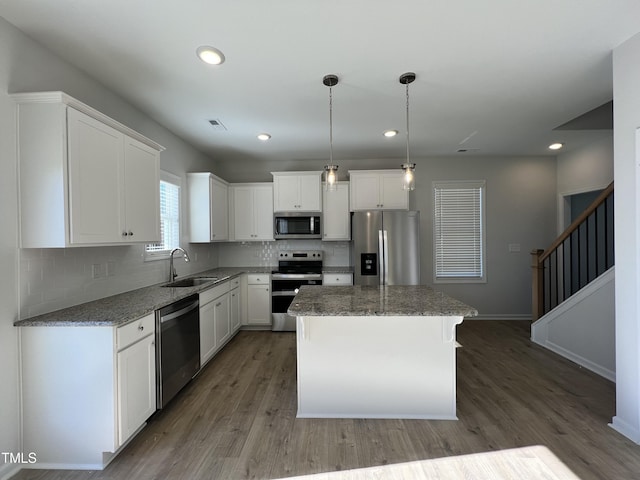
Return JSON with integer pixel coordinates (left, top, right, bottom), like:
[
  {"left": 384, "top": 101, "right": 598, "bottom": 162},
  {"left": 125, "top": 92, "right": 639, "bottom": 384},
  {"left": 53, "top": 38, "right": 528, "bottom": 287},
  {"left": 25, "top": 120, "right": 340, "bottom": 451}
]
[{"left": 531, "top": 182, "right": 614, "bottom": 320}]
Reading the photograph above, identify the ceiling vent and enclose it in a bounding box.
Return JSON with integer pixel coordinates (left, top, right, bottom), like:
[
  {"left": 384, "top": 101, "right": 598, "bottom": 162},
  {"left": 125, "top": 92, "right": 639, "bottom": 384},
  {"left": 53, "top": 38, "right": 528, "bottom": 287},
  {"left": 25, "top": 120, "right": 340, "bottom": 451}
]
[{"left": 208, "top": 119, "right": 227, "bottom": 131}]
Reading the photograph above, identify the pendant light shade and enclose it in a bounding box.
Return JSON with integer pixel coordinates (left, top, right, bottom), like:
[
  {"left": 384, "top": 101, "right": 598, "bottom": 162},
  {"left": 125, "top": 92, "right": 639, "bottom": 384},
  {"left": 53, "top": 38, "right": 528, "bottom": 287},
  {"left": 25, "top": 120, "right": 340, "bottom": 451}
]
[
  {"left": 323, "top": 74, "right": 339, "bottom": 192},
  {"left": 400, "top": 72, "right": 416, "bottom": 191}
]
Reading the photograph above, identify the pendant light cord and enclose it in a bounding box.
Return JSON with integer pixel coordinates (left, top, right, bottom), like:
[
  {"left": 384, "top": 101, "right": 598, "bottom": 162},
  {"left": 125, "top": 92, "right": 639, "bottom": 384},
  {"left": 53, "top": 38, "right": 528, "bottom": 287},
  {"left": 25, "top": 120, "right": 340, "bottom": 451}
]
[
  {"left": 329, "top": 84, "right": 334, "bottom": 164},
  {"left": 405, "top": 82, "right": 410, "bottom": 164}
]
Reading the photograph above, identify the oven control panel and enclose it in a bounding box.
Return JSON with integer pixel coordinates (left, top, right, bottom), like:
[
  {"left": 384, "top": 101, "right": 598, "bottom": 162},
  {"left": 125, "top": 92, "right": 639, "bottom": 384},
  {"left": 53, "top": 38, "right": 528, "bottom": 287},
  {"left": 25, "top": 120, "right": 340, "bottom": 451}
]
[{"left": 278, "top": 250, "right": 323, "bottom": 260}]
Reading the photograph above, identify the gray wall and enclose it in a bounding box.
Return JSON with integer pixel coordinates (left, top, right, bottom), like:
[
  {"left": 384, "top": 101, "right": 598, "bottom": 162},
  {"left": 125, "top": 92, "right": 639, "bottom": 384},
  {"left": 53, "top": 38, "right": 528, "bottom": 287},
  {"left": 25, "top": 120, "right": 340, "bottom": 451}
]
[{"left": 218, "top": 155, "right": 558, "bottom": 318}]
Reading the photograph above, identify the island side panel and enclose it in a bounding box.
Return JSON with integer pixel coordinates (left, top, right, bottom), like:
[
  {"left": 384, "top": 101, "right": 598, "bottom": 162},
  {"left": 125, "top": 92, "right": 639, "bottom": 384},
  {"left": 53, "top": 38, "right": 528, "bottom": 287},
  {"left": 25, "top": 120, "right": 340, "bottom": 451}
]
[{"left": 296, "top": 315, "right": 462, "bottom": 419}]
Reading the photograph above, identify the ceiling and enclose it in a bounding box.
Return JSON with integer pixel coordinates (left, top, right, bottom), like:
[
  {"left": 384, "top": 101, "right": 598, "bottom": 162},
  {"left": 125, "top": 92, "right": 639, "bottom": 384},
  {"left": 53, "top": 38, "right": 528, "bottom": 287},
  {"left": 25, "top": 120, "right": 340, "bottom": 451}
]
[{"left": 1, "top": 1, "right": 638, "bottom": 163}]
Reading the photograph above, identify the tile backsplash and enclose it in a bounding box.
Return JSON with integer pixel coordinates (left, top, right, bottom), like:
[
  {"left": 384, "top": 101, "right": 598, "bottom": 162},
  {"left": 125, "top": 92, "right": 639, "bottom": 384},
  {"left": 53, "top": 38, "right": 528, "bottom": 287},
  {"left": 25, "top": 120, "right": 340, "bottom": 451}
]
[
  {"left": 217, "top": 240, "right": 351, "bottom": 267},
  {"left": 19, "top": 243, "right": 217, "bottom": 319},
  {"left": 19, "top": 240, "right": 351, "bottom": 319}
]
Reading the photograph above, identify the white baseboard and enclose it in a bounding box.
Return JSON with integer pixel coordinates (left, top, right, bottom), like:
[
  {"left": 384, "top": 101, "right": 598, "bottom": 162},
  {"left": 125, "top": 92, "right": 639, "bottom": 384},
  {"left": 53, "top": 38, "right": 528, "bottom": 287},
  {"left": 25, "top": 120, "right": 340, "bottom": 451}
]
[
  {"left": 470, "top": 314, "right": 531, "bottom": 321},
  {"left": 540, "top": 339, "right": 615, "bottom": 382},
  {"left": 610, "top": 416, "right": 640, "bottom": 445},
  {"left": 0, "top": 463, "right": 21, "bottom": 480}
]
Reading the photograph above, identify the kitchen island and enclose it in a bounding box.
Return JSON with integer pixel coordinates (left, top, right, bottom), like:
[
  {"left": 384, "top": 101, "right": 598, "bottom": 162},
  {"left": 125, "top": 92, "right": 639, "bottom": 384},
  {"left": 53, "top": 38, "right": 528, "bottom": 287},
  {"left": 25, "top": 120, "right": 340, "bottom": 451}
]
[{"left": 288, "top": 285, "right": 477, "bottom": 420}]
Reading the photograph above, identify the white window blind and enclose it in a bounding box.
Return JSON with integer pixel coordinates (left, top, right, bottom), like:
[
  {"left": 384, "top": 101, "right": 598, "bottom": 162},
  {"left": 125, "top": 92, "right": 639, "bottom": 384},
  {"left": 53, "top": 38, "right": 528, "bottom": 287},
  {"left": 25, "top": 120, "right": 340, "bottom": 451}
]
[
  {"left": 433, "top": 181, "right": 486, "bottom": 282},
  {"left": 146, "top": 178, "right": 180, "bottom": 256}
]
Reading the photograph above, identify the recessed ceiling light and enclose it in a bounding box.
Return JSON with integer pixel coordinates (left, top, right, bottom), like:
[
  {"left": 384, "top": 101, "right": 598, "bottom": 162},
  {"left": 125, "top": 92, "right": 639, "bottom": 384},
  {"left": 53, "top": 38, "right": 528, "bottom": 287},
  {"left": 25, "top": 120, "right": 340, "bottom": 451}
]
[
  {"left": 549, "top": 142, "right": 564, "bottom": 150},
  {"left": 383, "top": 130, "right": 399, "bottom": 138},
  {"left": 257, "top": 133, "right": 271, "bottom": 141},
  {"left": 196, "top": 46, "right": 225, "bottom": 65}
]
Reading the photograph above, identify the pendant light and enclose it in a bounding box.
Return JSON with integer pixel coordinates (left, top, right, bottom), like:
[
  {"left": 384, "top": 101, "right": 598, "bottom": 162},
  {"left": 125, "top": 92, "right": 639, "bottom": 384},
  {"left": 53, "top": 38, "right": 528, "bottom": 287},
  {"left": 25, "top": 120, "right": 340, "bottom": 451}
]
[
  {"left": 323, "top": 74, "right": 339, "bottom": 192},
  {"left": 400, "top": 72, "right": 416, "bottom": 191}
]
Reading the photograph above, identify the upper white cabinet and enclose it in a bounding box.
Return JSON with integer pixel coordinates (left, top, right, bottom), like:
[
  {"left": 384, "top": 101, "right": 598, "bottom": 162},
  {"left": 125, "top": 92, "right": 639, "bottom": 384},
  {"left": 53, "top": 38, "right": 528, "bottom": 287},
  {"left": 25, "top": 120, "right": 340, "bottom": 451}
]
[
  {"left": 188, "top": 173, "right": 229, "bottom": 242},
  {"left": 349, "top": 170, "right": 409, "bottom": 211},
  {"left": 13, "top": 92, "right": 163, "bottom": 248},
  {"left": 322, "top": 182, "right": 351, "bottom": 241},
  {"left": 272, "top": 171, "right": 322, "bottom": 212},
  {"left": 229, "top": 183, "right": 274, "bottom": 241}
]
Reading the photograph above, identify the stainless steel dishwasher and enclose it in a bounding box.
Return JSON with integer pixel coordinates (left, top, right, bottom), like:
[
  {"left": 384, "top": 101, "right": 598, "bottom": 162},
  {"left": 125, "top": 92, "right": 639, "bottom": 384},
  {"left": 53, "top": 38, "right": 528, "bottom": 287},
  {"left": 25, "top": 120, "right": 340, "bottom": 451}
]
[{"left": 156, "top": 294, "right": 200, "bottom": 409}]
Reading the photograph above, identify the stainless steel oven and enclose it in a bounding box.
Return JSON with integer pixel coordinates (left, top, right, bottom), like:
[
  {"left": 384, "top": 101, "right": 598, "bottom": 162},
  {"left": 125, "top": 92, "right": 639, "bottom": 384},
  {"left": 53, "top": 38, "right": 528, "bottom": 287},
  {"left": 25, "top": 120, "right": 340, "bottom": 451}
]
[
  {"left": 155, "top": 294, "right": 200, "bottom": 409},
  {"left": 271, "top": 251, "right": 323, "bottom": 331}
]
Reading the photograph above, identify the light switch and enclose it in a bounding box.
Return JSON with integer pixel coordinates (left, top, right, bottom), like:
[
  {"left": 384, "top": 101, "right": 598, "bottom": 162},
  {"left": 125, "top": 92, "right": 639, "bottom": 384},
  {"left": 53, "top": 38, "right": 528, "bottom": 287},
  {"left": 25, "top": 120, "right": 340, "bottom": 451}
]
[{"left": 508, "top": 243, "right": 521, "bottom": 253}]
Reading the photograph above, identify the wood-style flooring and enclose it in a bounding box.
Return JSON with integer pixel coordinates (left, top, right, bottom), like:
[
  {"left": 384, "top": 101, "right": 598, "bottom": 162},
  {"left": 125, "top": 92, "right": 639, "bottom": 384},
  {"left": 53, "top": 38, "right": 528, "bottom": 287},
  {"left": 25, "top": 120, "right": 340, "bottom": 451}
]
[{"left": 11, "top": 321, "right": 640, "bottom": 480}]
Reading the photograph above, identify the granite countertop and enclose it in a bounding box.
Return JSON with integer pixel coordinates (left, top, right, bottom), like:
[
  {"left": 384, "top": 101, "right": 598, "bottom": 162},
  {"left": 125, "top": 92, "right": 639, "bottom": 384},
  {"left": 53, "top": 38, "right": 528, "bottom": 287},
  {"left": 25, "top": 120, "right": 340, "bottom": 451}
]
[
  {"left": 288, "top": 285, "right": 478, "bottom": 317},
  {"left": 14, "top": 266, "right": 272, "bottom": 327},
  {"left": 322, "top": 266, "right": 354, "bottom": 274}
]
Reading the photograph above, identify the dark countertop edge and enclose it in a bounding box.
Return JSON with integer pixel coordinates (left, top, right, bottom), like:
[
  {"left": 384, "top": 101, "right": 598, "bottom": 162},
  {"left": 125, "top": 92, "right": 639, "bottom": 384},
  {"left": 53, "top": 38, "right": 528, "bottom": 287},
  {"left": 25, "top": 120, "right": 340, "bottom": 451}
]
[{"left": 288, "top": 310, "right": 479, "bottom": 317}]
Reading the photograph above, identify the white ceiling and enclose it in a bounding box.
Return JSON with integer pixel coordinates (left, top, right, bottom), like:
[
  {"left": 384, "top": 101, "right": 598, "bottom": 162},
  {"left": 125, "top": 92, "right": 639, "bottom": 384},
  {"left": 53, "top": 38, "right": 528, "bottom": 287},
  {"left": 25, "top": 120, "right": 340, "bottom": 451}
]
[{"left": 1, "top": 0, "right": 638, "bottom": 163}]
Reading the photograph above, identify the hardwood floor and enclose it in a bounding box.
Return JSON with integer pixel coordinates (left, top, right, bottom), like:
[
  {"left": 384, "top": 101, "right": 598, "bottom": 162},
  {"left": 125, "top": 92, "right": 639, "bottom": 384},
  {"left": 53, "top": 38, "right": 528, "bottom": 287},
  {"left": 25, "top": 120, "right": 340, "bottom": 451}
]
[{"left": 11, "top": 321, "right": 640, "bottom": 479}]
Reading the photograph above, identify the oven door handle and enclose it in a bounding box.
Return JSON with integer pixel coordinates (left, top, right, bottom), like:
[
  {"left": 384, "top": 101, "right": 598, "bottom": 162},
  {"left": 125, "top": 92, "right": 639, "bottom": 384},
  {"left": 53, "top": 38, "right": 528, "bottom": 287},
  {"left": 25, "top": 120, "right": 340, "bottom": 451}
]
[
  {"left": 271, "top": 273, "right": 323, "bottom": 280},
  {"left": 271, "top": 290, "right": 300, "bottom": 296}
]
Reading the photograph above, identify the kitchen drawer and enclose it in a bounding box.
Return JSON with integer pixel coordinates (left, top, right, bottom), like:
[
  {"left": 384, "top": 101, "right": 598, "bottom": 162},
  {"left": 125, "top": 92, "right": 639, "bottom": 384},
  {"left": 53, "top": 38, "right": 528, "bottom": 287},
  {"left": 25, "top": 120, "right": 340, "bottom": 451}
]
[
  {"left": 247, "top": 273, "right": 270, "bottom": 285},
  {"left": 117, "top": 313, "right": 155, "bottom": 351},
  {"left": 323, "top": 273, "right": 353, "bottom": 285},
  {"left": 228, "top": 276, "right": 241, "bottom": 290},
  {"left": 200, "top": 282, "right": 230, "bottom": 306}
]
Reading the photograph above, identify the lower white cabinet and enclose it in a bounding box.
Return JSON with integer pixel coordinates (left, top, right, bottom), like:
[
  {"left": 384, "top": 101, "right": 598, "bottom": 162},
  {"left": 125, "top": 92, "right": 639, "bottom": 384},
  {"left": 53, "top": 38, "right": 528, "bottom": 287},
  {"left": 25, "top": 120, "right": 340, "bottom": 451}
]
[
  {"left": 116, "top": 316, "right": 156, "bottom": 446},
  {"left": 199, "top": 276, "right": 243, "bottom": 367},
  {"left": 245, "top": 274, "right": 271, "bottom": 326},
  {"left": 20, "top": 313, "right": 156, "bottom": 469},
  {"left": 230, "top": 285, "right": 241, "bottom": 333},
  {"left": 323, "top": 273, "right": 353, "bottom": 285}
]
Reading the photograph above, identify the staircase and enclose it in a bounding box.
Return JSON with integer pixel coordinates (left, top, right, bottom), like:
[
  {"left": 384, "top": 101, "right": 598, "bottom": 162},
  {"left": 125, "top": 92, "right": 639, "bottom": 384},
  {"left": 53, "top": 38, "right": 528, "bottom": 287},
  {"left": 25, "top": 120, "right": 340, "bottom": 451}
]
[{"left": 530, "top": 183, "right": 615, "bottom": 380}]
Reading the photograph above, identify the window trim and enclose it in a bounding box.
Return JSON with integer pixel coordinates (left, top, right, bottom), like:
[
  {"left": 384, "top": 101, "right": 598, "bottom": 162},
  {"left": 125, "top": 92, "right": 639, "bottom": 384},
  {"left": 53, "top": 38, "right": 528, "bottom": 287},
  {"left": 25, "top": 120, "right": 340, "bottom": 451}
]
[
  {"left": 432, "top": 180, "right": 487, "bottom": 284},
  {"left": 144, "top": 170, "right": 182, "bottom": 262}
]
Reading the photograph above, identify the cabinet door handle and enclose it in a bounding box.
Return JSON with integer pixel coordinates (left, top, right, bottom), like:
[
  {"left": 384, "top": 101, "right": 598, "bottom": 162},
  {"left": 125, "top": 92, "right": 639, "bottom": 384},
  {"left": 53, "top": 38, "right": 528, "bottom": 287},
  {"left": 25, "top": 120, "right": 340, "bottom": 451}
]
[
  {"left": 122, "top": 231, "right": 128, "bottom": 236},
  {"left": 216, "top": 302, "right": 222, "bottom": 307},
  {"left": 128, "top": 231, "right": 133, "bottom": 236}
]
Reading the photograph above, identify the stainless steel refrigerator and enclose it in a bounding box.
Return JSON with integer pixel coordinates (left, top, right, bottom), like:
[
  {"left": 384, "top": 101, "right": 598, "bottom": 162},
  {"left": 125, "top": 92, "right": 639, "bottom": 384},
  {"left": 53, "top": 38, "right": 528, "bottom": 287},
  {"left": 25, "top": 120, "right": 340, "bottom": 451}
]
[{"left": 352, "top": 210, "right": 421, "bottom": 285}]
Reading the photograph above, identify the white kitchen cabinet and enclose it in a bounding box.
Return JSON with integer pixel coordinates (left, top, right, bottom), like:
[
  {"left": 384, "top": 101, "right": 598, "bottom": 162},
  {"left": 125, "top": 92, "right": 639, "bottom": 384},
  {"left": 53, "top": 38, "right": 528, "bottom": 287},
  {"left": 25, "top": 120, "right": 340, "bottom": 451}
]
[
  {"left": 272, "top": 171, "right": 322, "bottom": 212},
  {"left": 12, "top": 92, "right": 163, "bottom": 248},
  {"left": 188, "top": 172, "right": 229, "bottom": 242},
  {"left": 349, "top": 170, "right": 409, "bottom": 211},
  {"left": 322, "top": 182, "right": 350, "bottom": 241},
  {"left": 230, "top": 183, "right": 274, "bottom": 241},
  {"left": 245, "top": 274, "right": 271, "bottom": 326},
  {"left": 20, "top": 313, "right": 156, "bottom": 469},
  {"left": 322, "top": 273, "right": 353, "bottom": 285},
  {"left": 229, "top": 277, "right": 241, "bottom": 333},
  {"left": 199, "top": 281, "right": 230, "bottom": 366},
  {"left": 116, "top": 314, "right": 156, "bottom": 446}
]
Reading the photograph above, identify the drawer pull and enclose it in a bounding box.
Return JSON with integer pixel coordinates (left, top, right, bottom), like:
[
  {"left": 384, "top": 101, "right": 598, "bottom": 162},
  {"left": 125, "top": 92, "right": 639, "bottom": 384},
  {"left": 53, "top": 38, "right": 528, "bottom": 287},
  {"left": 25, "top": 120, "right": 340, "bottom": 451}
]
[{"left": 138, "top": 325, "right": 144, "bottom": 331}]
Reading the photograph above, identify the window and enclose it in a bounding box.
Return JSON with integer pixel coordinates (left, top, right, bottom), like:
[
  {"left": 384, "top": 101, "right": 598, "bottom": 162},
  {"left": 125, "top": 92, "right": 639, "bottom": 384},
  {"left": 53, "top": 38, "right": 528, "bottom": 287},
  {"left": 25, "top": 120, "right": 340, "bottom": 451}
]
[
  {"left": 145, "top": 171, "right": 181, "bottom": 259},
  {"left": 433, "top": 180, "right": 486, "bottom": 283}
]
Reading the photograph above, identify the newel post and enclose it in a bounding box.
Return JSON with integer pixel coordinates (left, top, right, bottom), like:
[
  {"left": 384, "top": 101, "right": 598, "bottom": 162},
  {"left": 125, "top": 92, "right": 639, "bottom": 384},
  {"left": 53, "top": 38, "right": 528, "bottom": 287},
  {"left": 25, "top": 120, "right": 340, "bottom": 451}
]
[{"left": 530, "top": 249, "right": 544, "bottom": 321}]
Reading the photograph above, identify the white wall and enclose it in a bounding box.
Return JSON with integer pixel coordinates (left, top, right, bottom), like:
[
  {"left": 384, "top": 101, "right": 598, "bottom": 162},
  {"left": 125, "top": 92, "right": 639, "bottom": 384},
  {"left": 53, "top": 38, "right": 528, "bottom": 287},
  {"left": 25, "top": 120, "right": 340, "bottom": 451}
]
[
  {"left": 217, "top": 155, "right": 558, "bottom": 318},
  {"left": 556, "top": 135, "right": 613, "bottom": 233},
  {"left": 0, "top": 23, "right": 20, "bottom": 479},
  {"left": 0, "top": 17, "right": 220, "bottom": 474},
  {"left": 557, "top": 134, "right": 614, "bottom": 196},
  {"left": 611, "top": 31, "right": 640, "bottom": 444}
]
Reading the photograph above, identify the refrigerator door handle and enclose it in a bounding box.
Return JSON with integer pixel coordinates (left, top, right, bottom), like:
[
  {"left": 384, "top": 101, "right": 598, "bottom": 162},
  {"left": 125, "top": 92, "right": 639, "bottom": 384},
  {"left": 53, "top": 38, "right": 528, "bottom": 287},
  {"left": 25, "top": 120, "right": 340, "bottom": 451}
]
[
  {"left": 383, "top": 230, "right": 389, "bottom": 285},
  {"left": 378, "top": 229, "right": 385, "bottom": 285}
]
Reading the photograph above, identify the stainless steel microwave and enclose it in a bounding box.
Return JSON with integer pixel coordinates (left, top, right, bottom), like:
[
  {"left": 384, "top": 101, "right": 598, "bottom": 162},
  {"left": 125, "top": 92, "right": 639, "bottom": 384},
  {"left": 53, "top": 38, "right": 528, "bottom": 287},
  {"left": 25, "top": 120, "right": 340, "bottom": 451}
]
[{"left": 274, "top": 212, "right": 322, "bottom": 239}]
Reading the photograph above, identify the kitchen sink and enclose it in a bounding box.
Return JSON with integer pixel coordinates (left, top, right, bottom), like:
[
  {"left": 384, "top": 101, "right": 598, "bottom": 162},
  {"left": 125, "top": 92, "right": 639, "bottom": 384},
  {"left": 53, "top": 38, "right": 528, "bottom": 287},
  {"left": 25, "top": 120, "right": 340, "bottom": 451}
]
[{"left": 163, "top": 277, "right": 218, "bottom": 288}]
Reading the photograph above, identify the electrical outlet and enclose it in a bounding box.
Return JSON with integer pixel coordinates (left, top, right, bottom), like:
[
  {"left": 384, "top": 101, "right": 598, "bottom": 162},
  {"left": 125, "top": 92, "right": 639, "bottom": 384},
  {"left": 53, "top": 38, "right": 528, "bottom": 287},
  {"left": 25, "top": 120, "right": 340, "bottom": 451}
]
[
  {"left": 106, "top": 261, "right": 116, "bottom": 277},
  {"left": 92, "top": 263, "right": 104, "bottom": 279},
  {"left": 508, "top": 243, "right": 521, "bottom": 253}
]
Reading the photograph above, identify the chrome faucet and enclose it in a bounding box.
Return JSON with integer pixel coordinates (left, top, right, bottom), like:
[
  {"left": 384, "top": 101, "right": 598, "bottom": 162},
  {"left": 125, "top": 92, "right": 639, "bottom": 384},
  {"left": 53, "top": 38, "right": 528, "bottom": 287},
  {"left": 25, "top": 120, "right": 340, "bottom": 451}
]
[{"left": 169, "top": 247, "right": 191, "bottom": 281}]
